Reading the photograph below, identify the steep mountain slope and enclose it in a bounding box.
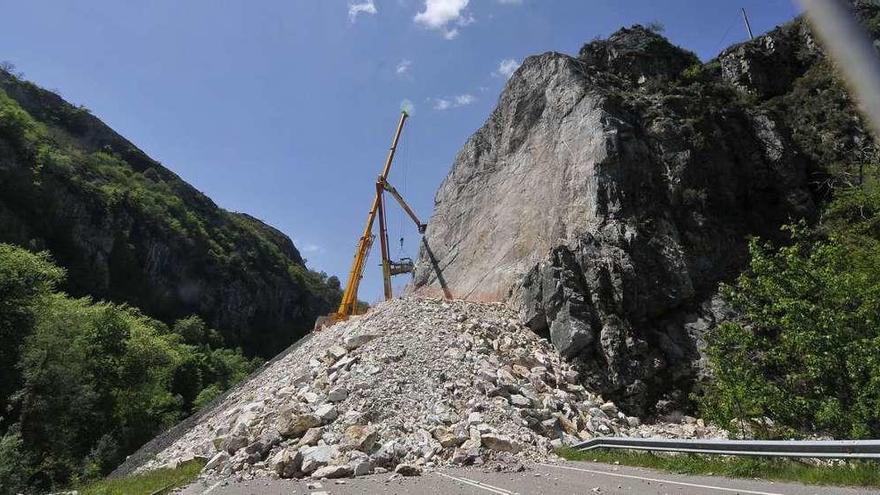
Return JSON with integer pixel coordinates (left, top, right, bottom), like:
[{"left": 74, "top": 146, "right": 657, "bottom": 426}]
[
  {"left": 0, "top": 69, "right": 340, "bottom": 357},
  {"left": 415, "top": 3, "right": 879, "bottom": 414}
]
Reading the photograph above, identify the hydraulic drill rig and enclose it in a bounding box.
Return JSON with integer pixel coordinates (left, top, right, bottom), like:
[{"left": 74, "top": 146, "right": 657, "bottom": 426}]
[{"left": 314, "top": 110, "right": 426, "bottom": 330}]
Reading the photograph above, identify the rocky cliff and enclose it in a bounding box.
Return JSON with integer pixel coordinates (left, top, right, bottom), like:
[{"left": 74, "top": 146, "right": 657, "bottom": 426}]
[
  {"left": 415, "top": 3, "right": 880, "bottom": 414},
  {"left": 0, "top": 69, "right": 341, "bottom": 357}
]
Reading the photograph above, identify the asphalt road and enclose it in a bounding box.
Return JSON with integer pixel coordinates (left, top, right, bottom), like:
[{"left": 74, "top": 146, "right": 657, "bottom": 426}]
[{"left": 178, "top": 460, "right": 876, "bottom": 495}]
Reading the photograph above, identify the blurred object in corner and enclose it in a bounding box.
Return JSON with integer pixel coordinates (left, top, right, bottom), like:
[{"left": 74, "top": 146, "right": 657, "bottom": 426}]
[{"left": 799, "top": 0, "right": 880, "bottom": 140}]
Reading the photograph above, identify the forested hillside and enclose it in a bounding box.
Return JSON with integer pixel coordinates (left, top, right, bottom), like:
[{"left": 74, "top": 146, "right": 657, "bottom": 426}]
[
  {"left": 0, "top": 244, "right": 263, "bottom": 491},
  {"left": 0, "top": 68, "right": 341, "bottom": 358},
  {"left": 0, "top": 68, "right": 341, "bottom": 492}
]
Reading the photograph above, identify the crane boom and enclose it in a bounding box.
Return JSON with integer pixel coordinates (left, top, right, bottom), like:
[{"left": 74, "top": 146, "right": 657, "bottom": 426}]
[
  {"left": 328, "top": 111, "right": 408, "bottom": 322},
  {"left": 379, "top": 178, "right": 426, "bottom": 233},
  {"left": 376, "top": 181, "right": 393, "bottom": 300}
]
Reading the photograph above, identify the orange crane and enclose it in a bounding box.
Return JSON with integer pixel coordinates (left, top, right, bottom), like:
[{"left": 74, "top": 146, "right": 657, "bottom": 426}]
[{"left": 314, "top": 110, "right": 425, "bottom": 330}]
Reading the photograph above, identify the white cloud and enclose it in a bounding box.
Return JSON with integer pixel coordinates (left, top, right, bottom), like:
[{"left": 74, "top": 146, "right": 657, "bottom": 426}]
[
  {"left": 348, "top": 0, "right": 377, "bottom": 23},
  {"left": 396, "top": 59, "right": 412, "bottom": 76},
  {"left": 454, "top": 94, "right": 476, "bottom": 105},
  {"left": 443, "top": 28, "right": 459, "bottom": 40},
  {"left": 302, "top": 244, "right": 323, "bottom": 253},
  {"left": 495, "top": 58, "right": 521, "bottom": 79},
  {"left": 432, "top": 93, "right": 476, "bottom": 110},
  {"left": 414, "top": 0, "right": 468, "bottom": 28},
  {"left": 457, "top": 12, "right": 475, "bottom": 26},
  {"left": 433, "top": 98, "right": 452, "bottom": 110},
  {"left": 294, "top": 239, "right": 324, "bottom": 254},
  {"left": 414, "top": 0, "right": 472, "bottom": 39}
]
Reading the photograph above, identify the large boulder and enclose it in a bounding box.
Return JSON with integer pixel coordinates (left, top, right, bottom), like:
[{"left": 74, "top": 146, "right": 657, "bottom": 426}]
[
  {"left": 270, "top": 447, "right": 303, "bottom": 479},
  {"left": 299, "top": 445, "right": 339, "bottom": 474},
  {"left": 414, "top": 24, "right": 819, "bottom": 414},
  {"left": 277, "top": 407, "right": 322, "bottom": 438},
  {"left": 717, "top": 20, "right": 820, "bottom": 98},
  {"left": 578, "top": 24, "right": 699, "bottom": 82}
]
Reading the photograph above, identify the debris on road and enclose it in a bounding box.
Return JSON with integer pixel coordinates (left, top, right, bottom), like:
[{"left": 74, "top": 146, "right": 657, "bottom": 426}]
[{"left": 139, "top": 298, "right": 725, "bottom": 480}]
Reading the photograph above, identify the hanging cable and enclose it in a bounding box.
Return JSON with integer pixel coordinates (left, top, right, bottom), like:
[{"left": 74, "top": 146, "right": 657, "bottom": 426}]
[
  {"left": 396, "top": 123, "right": 408, "bottom": 257},
  {"left": 714, "top": 10, "right": 741, "bottom": 54},
  {"left": 400, "top": 126, "right": 408, "bottom": 244}
]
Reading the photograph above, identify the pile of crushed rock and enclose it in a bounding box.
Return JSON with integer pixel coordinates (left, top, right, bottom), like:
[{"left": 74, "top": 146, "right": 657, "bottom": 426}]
[{"left": 139, "top": 298, "right": 725, "bottom": 481}]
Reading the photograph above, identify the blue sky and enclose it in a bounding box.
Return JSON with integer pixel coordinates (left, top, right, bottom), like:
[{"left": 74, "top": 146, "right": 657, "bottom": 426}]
[{"left": 2, "top": 0, "right": 801, "bottom": 304}]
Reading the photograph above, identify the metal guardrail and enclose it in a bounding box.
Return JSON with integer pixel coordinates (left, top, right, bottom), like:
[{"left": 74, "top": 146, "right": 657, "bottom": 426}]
[{"left": 573, "top": 437, "right": 880, "bottom": 459}]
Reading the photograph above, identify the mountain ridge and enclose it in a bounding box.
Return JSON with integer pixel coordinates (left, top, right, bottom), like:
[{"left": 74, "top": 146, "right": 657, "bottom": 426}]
[{"left": 0, "top": 68, "right": 340, "bottom": 357}]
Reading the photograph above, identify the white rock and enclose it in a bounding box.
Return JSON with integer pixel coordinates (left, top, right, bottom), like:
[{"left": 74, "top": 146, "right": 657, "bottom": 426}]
[
  {"left": 270, "top": 447, "right": 302, "bottom": 478},
  {"left": 300, "top": 445, "right": 339, "bottom": 474},
  {"left": 599, "top": 402, "right": 618, "bottom": 415},
  {"left": 311, "top": 464, "right": 353, "bottom": 479},
  {"left": 340, "top": 425, "right": 378, "bottom": 452},
  {"left": 343, "top": 333, "right": 379, "bottom": 351},
  {"left": 325, "top": 345, "right": 348, "bottom": 362},
  {"left": 351, "top": 459, "right": 373, "bottom": 476},
  {"left": 330, "top": 355, "right": 358, "bottom": 372},
  {"left": 314, "top": 404, "right": 338, "bottom": 423},
  {"left": 297, "top": 427, "right": 325, "bottom": 447},
  {"left": 204, "top": 451, "right": 229, "bottom": 471},
  {"left": 327, "top": 387, "right": 349, "bottom": 402},
  {"left": 277, "top": 412, "right": 321, "bottom": 438},
  {"left": 480, "top": 433, "right": 522, "bottom": 453}
]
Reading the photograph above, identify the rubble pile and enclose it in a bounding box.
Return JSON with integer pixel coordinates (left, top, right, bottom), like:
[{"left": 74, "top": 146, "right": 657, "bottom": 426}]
[{"left": 140, "top": 298, "right": 725, "bottom": 480}]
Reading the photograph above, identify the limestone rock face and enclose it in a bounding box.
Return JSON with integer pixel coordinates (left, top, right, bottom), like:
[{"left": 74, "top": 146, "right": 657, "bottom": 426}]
[
  {"left": 414, "top": 25, "right": 822, "bottom": 413},
  {"left": 717, "top": 20, "right": 820, "bottom": 98},
  {"left": 578, "top": 25, "right": 699, "bottom": 83}
]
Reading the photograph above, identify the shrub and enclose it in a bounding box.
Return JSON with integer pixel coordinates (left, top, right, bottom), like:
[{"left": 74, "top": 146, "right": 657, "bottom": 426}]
[
  {"left": 0, "top": 245, "right": 64, "bottom": 424},
  {"left": 700, "top": 216, "right": 880, "bottom": 438},
  {"left": 0, "top": 244, "right": 261, "bottom": 493}
]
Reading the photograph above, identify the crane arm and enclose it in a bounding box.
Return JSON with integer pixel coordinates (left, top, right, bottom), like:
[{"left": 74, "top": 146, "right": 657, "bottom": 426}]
[
  {"left": 379, "top": 178, "right": 427, "bottom": 234},
  {"left": 376, "top": 181, "right": 393, "bottom": 301},
  {"left": 332, "top": 111, "right": 408, "bottom": 320}
]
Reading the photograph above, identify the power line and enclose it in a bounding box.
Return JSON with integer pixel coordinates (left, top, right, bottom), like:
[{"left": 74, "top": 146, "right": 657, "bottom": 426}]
[{"left": 714, "top": 11, "right": 740, "bottom": 53}]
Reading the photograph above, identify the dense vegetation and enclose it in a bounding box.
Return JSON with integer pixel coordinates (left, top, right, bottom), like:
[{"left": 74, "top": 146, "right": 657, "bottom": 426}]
[
  {"left": 0, "top": 64, "right": 341, "bottom": 493},
  {"left": 700, "top": 190, "right": 880, "bottom": 439},
  {"left": 0, "top": 243, "right": 260, "bottom": 494},
  {"left": 0, "top": 67, "right": 344, "bottom": 491},
  {"left": 0, "top": 69, "right": 342, "bottom": 358},
  {"left": 693, "top": 1, "right": 880, "bottom": 440}
]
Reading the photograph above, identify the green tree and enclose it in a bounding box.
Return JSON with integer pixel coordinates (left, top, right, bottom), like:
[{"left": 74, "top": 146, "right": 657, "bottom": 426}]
[
  {"left": 701, "top": 212, "right": 880, "bottom": 438},
  {"left": 0, "top": 245, "right": 64, "bottom": 424},
  {"left": 0, "top": 244, "right": 262, "bottom": 493},
  {"left": 15, "top": 295, "right": 184, "bottom": 489}
]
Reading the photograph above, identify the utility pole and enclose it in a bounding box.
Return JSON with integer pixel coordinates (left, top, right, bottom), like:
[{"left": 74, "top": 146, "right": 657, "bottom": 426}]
[{"left": 741, "top": 8, "right": 755, "bottom": 40}]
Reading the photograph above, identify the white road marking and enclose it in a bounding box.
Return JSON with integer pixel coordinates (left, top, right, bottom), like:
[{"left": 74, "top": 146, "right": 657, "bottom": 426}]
[
  {"left": 538, "top": 462, "right": 785, "bottom": 495},
  {"left": 438, "top": 472, "right": 517, "bottom": 494},
  {"left": 201, "top": 481, "right": 224, "bottom": 494}
]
